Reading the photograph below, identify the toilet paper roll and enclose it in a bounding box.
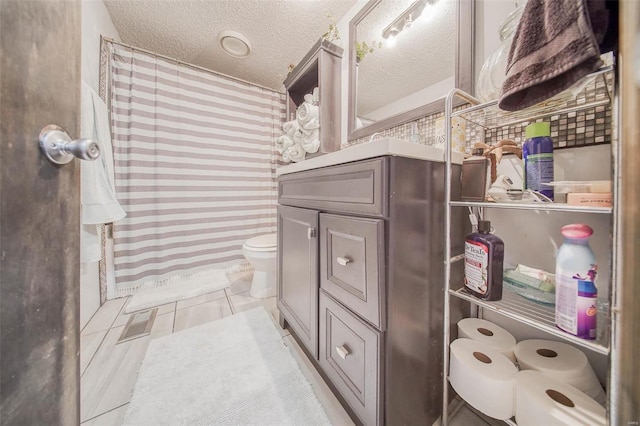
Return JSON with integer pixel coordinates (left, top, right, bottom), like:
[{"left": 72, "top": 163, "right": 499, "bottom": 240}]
[
  {"left": 515, "top": 370, "right": 605, "bottom": 426},
  {"left": 514, "top": 339, "right": 606, "bottom": 405},
  {"left": 449, "top": 338, "right": 518, "bottom": 420},
  {"left": 457, "top": 318, "right": 517, "bottom": 363}
]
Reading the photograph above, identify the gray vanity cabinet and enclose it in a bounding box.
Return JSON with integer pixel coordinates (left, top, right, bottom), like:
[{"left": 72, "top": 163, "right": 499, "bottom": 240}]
[
  {"left": 277, "top": 156, "right": 463, "bottom": 426},
  {"left": 276, "top": 205, "right": 319, "bottom": 358}
]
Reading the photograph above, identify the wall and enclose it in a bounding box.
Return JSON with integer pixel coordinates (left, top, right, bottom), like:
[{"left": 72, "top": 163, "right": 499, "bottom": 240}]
[{"left": 80, "top": 0, "right": 121, "bottom": 329}]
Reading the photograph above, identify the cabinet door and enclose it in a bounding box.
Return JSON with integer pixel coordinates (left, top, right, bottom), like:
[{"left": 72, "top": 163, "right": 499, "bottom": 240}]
[
  {"left": 277, "top": 205, "right": 319, "bottom": 358},
  {"left": 319, "top": 291, "right": 383, "bottom": 426}
]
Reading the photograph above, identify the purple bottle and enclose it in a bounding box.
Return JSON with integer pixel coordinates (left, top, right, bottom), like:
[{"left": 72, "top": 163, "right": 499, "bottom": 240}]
[
  {"left": 556, "top": 224, "right": 598, "bottom": 340},
  {"left": 523, "top": 122, "right": 554, "bottom": 200},
  {"left": 464, "top": 220, "right": 504, "bottom": 301}
]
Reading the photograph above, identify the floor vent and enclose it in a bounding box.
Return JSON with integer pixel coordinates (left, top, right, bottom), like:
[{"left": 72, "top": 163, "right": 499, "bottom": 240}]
[{"left": 117, "top": 308, "right": 158, "bottom": 344}]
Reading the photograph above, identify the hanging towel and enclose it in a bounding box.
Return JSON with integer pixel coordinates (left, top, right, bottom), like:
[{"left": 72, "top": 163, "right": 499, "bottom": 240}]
[
  {"left": 80, "top": 81, "right": 126, "bottom": 262},
  {"left": 498, "top": 0, "right": 610, "bottom": 111}
]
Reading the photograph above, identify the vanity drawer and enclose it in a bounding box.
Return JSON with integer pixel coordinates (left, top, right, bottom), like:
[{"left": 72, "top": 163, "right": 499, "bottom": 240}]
[
  {"left": 320, "top": 213, "right": 385, "bottom": 329},
  {"left": 278, "top": 157, "right": 388, "bottom": 217},
  {"left": 319, "top": 291, "right": 383, "bottom": 426}
]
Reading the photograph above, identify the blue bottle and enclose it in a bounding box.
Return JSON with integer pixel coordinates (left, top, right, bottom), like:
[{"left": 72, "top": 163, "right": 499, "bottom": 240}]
[{"left": 523, "top": 122, "right": 554, "bottom": 200}]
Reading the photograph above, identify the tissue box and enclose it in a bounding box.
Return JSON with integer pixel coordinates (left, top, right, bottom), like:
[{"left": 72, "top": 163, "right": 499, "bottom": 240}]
[{"left": 566, "top": 192, "right": 612, "bottom": 207}]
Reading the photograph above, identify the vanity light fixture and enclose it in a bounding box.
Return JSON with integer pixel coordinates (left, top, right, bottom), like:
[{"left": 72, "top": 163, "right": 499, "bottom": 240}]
[
  {"left": 381, "top": 0, "right": 437, "bottom": 44},
  {"left": 385, "top": 28, "right": 399, "bottom": 48}
]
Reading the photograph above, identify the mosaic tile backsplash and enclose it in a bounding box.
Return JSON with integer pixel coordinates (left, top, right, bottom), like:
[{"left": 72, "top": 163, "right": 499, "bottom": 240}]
[{"left": 343, "top": 69, "right": 614, "bottom": 153}]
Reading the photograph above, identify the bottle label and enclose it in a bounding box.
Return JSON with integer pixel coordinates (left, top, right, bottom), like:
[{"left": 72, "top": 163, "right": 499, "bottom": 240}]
[
  {"left": 464, "top": 240, "right": 488, "bottom": 295},
  {"left": 556, "top": 265, "right": 598, "bottom": 338},
  {"left": 525, "top": 153, "right": 553, "bottom": 191}
]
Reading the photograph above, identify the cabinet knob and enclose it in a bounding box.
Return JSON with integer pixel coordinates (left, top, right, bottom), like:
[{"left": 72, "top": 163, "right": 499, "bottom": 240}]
[
  {"left": 335, "top": 345, "right": 349, "bottom": 359},
  {"left": 336, "top": 256, "right": 351, "bottom": 266},
  {"left": 307, "top": 228, "right": 316, "bottom": 239}
]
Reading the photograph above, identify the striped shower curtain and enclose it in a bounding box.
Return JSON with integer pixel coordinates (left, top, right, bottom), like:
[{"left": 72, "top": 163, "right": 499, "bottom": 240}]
[{"left": 108, "top": 42, "right": 286, "bottom": 296}]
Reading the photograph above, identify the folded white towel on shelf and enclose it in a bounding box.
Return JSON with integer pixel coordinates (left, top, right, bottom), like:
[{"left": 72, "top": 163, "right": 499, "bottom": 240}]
[
  {"left": 282, "top": 120, "right": 299, "bottom": 136},
  {"left": 300, "top": 117, "right": 320, "bottom": 132},
  {"left": 293, "top": 129, "right": 305, "bottom": 147},
  {"left": 303, "top": 87, "right": 319, "bottom": 105},
  {"left": 275, "top": 134, "right": 294, "bottom": 154},
  {"left": 282, "top": 141, "right": 306, "bottom": 163},
  {"left": 80, "top": 81, "right": 126, "bottom": 263},
  {"left": 301, "top": 129, "right": 320, "bottom": 153},
  {"left": 297, "top": 102, "right": 319, "bottom": 128}
]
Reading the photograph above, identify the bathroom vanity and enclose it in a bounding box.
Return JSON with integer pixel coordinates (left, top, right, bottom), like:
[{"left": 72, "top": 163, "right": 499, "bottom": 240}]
[{"left": 276, "top": 139, "right": 465, "bottom": 425}]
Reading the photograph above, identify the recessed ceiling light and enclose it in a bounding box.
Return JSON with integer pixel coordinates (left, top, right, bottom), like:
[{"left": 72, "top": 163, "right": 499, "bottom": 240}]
[{"left": 218, "top": 31, "right": 251, "bottom": 58}]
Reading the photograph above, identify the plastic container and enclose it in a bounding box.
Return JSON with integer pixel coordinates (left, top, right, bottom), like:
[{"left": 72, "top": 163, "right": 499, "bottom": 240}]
[
  {"left": 476, "top": 5, "right": 525, "bottom": 102},
  {"left": 555, "top": 224, "right": 598, "bottom": 339},
  {"left": 464, "top": 220, "right": 504, "bottom": 301},
  {"left": 523, "top": 122, "right": 554, "bottom": 200}
]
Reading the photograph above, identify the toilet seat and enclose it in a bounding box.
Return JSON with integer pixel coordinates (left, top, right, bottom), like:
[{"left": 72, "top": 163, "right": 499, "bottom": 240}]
[{"left": 243, "top": 233, "right": 277, "bottom": 252}]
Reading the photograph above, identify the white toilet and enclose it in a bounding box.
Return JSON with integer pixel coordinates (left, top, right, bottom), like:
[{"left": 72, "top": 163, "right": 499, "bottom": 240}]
[{"left": 242, "top": 233, "right": 277, "bottom": 298}]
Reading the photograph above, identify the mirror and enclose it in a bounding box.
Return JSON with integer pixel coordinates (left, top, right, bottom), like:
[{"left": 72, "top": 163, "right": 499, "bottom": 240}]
[{"left": 348, "top": 0, "right": 474, "bottom": 141}]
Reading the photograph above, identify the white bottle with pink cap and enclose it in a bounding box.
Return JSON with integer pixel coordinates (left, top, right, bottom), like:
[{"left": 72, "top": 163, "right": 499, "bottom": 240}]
[{"left": 555, "top": 224, "right": 598, "bottom": 340}]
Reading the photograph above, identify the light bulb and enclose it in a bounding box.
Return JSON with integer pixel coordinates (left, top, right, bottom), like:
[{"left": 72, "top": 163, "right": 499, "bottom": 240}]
[
  {"left": 385, "top": 34, "right": 397, "bottom": 48},
  {"left": 385, "top": 29, "right": 398, "bottom": 48}
]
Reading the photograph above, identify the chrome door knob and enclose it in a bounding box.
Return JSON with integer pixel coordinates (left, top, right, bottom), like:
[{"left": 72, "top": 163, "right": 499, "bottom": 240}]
[{"left": 39, "top": 124, "right": 100, "bottom": 165}]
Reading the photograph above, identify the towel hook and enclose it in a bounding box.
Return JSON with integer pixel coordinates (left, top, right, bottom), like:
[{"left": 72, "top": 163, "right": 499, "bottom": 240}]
[{"left": 39, "top": 124, "right": 100, "bottom": 165}]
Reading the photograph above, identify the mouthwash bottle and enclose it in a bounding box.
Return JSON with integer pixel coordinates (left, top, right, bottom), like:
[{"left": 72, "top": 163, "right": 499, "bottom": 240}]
[
  {"left": 523, "top": 122, "right": 554, "bottom": 200},
  {"left": 464, "top": 220, "right": 504, "bottom": 301},
  {"left": 555, "top": 224, "right": 598, "bottom": 339}
]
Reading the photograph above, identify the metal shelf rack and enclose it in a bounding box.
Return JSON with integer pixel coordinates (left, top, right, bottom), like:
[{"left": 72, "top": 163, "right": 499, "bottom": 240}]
[{"left": 441, "top": 64, "right": 619, "bottom": 426}]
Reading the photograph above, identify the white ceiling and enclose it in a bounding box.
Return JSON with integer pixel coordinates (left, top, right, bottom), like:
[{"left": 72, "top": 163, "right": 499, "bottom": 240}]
[{"left": 104, "top": 0, "right": 358, "bottom": 91}]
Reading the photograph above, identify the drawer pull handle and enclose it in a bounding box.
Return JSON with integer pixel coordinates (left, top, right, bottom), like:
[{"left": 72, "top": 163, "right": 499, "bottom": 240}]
[
  {"left": 335, "top": 345, "right": 349, "bottom": 359},
  {"left": 336, "top": 256, "right": 351, "bottom": 266}
]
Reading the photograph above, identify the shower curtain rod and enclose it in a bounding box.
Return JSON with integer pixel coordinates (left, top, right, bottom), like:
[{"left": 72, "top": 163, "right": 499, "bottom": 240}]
[{"left": 101, "top": 36, "right": 285, "bottom": 94}]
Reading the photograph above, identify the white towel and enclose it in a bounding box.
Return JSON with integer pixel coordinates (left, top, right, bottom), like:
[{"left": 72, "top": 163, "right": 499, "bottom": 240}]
[
  {"left": 301, "top": 129, "right": 320, "bottom": 153},
  {"left": 275, "top": 134, "right": 294, "bottom": 154},
  {"left": 80, "top": 81, "right": 126, "bottom": 262},
  {"left": 300, "top": 117, "right": 320, "bottom": 131},
  {"left": 282, "top": 141, "right": 306, "bottom": 163},
  {"left": 282, "top": 120, "right": 299, "bottom": 136},
  {"left": 296, "top": 102, "right": 319, "bottom": 129}
]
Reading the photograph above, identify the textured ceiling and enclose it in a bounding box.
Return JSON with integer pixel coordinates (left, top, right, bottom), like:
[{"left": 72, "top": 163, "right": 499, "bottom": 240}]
[{"left": 104, "top": 0, "right": 357, "bottom": 91}]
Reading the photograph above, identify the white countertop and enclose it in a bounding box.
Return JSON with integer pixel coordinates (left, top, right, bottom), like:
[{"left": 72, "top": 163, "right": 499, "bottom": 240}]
[{"left": 276, "top": 137, "right": 464, "bottom": 176}]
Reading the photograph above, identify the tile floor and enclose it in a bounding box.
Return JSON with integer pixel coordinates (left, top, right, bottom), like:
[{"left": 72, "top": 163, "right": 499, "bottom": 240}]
[{"left": 79, "top": 270, "right": 353, "bottom": 425}]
